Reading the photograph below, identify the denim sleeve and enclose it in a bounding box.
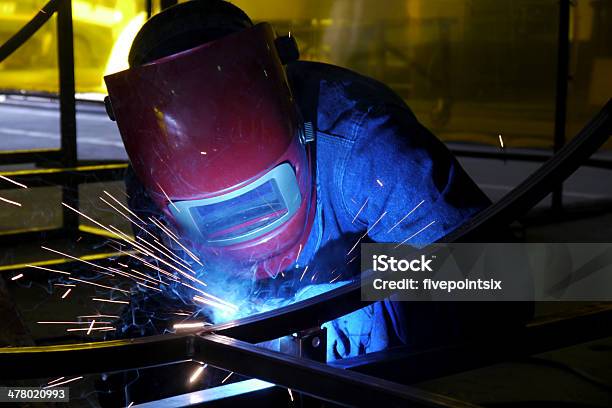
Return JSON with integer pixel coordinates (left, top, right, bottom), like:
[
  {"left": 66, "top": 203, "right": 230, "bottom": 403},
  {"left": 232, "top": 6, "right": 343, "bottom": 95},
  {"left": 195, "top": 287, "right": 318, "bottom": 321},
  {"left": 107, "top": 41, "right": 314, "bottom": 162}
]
[{"left": 340, "top": 104, "right": 490, "bottom": 245}]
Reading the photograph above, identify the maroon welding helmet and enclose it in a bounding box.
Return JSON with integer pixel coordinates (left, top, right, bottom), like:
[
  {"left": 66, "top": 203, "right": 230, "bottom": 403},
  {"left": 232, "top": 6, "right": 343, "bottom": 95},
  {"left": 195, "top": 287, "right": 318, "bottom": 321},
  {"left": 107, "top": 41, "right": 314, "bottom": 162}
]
[{"left": 104, "top": 23, "right": 315, "bottom": 279}]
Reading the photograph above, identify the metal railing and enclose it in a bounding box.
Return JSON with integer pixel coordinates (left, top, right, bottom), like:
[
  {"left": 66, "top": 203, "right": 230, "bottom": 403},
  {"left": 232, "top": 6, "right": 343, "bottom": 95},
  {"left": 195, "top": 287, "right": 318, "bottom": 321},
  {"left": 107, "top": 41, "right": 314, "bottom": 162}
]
[{"left": 0, "top": 0, "right": 126, "bottom": 242}]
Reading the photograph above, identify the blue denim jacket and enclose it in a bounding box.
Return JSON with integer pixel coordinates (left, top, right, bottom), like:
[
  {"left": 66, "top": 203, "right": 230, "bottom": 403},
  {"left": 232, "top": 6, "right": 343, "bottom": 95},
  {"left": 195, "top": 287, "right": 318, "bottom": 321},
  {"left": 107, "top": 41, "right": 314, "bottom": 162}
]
[{"left": 286, "top": 61, "right": 491, "bottom": 360}]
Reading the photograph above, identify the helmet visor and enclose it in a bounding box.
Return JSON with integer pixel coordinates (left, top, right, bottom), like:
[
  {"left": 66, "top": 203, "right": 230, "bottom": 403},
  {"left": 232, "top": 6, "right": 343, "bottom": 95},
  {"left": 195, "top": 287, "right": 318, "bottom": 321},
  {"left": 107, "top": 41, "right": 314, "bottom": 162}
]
[{"left": 169, "top": 163, "right": 301, "bottom": 246}]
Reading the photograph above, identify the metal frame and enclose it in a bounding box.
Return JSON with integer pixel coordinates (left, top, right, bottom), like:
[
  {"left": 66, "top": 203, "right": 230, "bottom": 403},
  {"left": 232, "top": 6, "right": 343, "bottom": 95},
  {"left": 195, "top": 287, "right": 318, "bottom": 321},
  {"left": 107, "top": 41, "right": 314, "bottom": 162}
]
[
  {"left": 0, "top": 0, "right": 126, "bottom": 243},
  {"left": 552, "top": 0, "right": 571, "bottom": 211}
]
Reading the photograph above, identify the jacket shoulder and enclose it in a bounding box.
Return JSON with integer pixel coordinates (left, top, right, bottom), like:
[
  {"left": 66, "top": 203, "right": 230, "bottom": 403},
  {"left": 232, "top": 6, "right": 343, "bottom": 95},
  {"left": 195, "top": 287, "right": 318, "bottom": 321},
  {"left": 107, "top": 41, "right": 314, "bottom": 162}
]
[{"left": 287, "top": 61, "right": 407, "bottom": 140}]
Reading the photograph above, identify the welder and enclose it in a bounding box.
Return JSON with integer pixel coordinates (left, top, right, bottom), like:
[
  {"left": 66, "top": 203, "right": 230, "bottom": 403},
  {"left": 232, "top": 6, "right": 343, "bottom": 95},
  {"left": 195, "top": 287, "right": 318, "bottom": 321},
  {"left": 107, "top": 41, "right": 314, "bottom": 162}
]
[{"left": 104, "top": 0, "right": 528, "bottom": 362}]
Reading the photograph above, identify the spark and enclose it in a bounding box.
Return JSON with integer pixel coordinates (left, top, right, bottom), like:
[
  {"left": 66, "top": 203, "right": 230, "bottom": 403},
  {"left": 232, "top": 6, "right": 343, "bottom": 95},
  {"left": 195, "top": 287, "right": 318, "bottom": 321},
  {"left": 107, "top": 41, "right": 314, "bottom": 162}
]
[
  {"left": 11, "top": 273, "right": 23, "bottom": 281},
  {"left": 131, "top": 268, "right": 166, "bottom": 284},
  {"left": 189, "top": 364, "right": 207, "bottom": 383},
  {"left": 180, "top": 282, "right": 239, "bottom": 308},
  {"left": 37, "top": 321, "right": 111, "bottom": 325},
  {"left": 200, "top": 151, "right": 207, "bottom": 155},
  {"left": 387, "top": 200, "right": 425, "bottom": 233},
  {"left": 0, "top": 196, "right": 21, "bottom": 207},
  {"left": 295, "top": 244, "right": 303, "bottom": 264},
  {"left": 69, "top": 277, "right": 131, "bottom": 294},
  {"left": 173, "top": 321, "right": 210, "bottom": 330},
  {"left": 86, "top": 320, "right": 95, "bottom": 335},
  {"left": 61, "top": 288, "right": 72, "bottom": 299},
  {"left": 394, "top": 220, "right": 436, "bottom": 248},
  {"left": 100, "top": 197, "right": 140, "bottom": 228},
  {"left": 288, "top": 388, "right": 294, "bottom": 401},
  {"left": 127, "top": 403, "right": 134, "bottom": 408},
  {"left": 329, "top": 275, "right": 341, "bottom": 283},
  {"left": 40, "top": 246, "right": 115, "bottom": 275},
  {"left": 44, "top": 376, "right": 83, "bottom": 388},
  {"left": 136, "top": 282, "right": 162, "bottom": 292},
  {"left": 149, "top": 216, "right": 180, "bottom": 240},
  {"left": 299, "top": 265, "right": 309, "bottom": 282},
  {"left": 103, "top": 190, "right": 147, "bottom": 225},
  {"left": 136, "top": 235, "right": 195, "bottom": 272},
  {"left": 498, "top": 134, "right": 505, "bottom": 149},
  {"left": 148, "top": 216, "right": 203, "bottom": 266},
  {"left": 108, "top": 246, "right": 180, "bottom": 282},
  {"left": 376, "top": 179, "right": 383, "bottom": 187},
  {"left": 92, "top": 298, "right": 129, "bottom": 305},
  {"left": 157, "top": 183, "right": 180, "bottom": 213},
  {"left": 352, "top": 198, "right": 369, "bottom": 224},
  {"left": 61, "top": 202, "right": 127, "bottom": 243},
  {"left": 47, "top": 377, "right": 64, "bottom": 385},
  {"left": 0, "top": 175, "right": 27, "bottom": 188},
  {"left": 111, "top": 268, "right": 162, "bottom": 287},
  {"left": 193, "top": 295, "right": 237, "bottom": 313},
  {"left": 66, "top": 327, "right": 115, "bottom": 332},
  {"left": 100, "top": 195, "right": 161, "bottom": 244},
  {"left": 106, "top": 240, "right": 185, "bottom": 281},
  {"left": 26, "top": 264, "right": 71, "bottom": 276},
  {"left": 346, "top": 211, "right": 388, "bottom": 256},
  {"left": 54, "top": 283, "right": 75, "bottom": 287},
  {"left": 221, "top": 372, "right": 234, "bottom": 383}
]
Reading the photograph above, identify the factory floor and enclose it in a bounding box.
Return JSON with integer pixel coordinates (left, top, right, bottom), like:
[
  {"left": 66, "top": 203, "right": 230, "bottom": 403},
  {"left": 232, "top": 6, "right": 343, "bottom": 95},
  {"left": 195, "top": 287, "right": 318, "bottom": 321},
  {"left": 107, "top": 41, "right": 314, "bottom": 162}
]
[{"left": 0, "top": 97, "right": 611, "bottom": 406}]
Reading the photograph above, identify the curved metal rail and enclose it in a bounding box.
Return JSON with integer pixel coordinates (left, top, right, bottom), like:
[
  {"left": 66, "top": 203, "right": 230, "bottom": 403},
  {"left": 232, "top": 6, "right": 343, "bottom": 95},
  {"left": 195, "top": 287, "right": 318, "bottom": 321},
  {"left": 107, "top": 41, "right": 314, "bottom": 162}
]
[{"left": 0, "top": 0, "right": 61, "bottom": 63}]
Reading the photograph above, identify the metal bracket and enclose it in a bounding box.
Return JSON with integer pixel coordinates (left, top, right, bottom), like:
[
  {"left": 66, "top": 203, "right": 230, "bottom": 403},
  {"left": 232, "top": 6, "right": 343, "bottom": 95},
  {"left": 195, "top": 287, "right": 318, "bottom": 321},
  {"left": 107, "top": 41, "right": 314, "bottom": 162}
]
[{"left": 280, "top": 326, "right": 327, "bottom": 363}]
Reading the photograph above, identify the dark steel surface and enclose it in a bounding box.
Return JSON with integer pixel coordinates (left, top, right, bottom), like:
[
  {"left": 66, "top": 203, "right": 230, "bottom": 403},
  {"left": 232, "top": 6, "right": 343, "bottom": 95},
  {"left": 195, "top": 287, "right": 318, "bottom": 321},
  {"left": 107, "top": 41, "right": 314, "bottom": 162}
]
[
  {"left": 0, "top": 333, "right": 195, "bottom": 380},
  {"left": 551, "top": 0, "right": 571, "bottom": 210},
  {"left": 0, "top": 149, "right": 63, "bottom": 166},
  {"left": 56, "top": 0, "right": 79, "bottom": 237},
  {"left": 193, "top": 334, "right": 484, "bottom": 408},
  {"left": 332, "top": 304, "right": 612, "bottom": 384}
]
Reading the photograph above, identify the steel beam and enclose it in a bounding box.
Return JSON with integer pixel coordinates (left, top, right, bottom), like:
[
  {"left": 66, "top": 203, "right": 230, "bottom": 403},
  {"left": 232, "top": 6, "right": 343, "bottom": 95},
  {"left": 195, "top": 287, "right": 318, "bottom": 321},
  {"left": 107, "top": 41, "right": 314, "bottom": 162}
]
[
  {"left": 551, "top": 0, "right": 571, "bottom": 211},
  {"left": 192, "top": 334, "right": 483, "bottom": 408},
  {"left": 56, "top": 0, "right": 79, "bottom": 237},
  {"left": 0, "top": 164, "right": 127, "bottom": 190}
]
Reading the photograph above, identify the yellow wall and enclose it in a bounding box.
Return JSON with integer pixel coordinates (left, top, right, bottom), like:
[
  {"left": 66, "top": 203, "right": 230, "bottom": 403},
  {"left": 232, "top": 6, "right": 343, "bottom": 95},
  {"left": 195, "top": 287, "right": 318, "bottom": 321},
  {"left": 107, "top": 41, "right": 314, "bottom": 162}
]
[{"left": 0, "top": 0, "right": 609, "bottom": 149}]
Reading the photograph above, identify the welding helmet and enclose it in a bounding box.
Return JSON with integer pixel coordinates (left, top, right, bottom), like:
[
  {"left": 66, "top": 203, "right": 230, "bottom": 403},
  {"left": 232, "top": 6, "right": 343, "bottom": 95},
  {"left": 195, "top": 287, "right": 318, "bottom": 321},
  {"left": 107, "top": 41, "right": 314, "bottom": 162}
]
[{"left": 104, "top": 22, "right": 315, "bottom": 279}]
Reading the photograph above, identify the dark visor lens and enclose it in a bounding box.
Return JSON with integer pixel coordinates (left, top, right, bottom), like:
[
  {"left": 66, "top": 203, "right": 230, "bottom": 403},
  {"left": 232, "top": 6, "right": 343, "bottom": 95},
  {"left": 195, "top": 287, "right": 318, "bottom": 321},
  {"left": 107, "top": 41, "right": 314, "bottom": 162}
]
[{"left": 189, "top": 179, "right": 289, "bottom": 242}]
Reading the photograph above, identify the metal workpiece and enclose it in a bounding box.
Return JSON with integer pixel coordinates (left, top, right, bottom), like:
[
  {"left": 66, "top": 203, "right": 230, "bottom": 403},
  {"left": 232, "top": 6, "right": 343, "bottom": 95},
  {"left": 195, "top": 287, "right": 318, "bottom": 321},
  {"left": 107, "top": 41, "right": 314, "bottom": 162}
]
[
  {"left": 202, "top": 279, "right": 368, "bottom": 344},
  {"left": 280, "top": 327, "right": 327, "bottom": 362},
  {"left": 0, "top": 331, "right": 482, "bottom": 408},
  {"left": 0, "top": 334, "right": 195, "bottom": 381},
  {"left": 193, "top": 334, "right": 483, "bottom": 408}
]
